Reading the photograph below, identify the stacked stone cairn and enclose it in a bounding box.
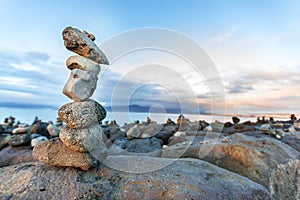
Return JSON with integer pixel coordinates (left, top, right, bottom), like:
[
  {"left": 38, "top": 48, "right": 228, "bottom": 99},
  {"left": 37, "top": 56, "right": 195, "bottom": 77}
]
[{"left": 33, "top": 26, "right": 109, "bottom": 170}]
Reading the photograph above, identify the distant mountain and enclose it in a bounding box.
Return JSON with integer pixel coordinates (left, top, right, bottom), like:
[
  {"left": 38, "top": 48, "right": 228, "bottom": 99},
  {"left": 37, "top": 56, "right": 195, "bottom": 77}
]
[{"left": 105, "top": 104, "right": 205, "bottom": 114}]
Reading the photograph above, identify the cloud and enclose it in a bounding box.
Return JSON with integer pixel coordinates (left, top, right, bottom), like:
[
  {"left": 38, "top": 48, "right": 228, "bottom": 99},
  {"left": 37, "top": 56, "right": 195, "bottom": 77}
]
[
  {"left": 227, "top": 84, "right": 254, "bottom": 94},
  {"left": 212, "top": 26, "right": 237, "bottom": 42}
]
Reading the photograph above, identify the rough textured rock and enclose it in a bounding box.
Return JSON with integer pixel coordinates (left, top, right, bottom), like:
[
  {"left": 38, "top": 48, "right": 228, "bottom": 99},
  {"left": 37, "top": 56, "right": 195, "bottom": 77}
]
[
  {"left": 66, "top": 55, "right": 101, "bottom": 75},
  {"left": 127, "top": 124, "right": 163, "bottom": 139},
  {"left": 59, "top": 124, "right": 107, "bottom": 154},
  {"left": 0, "top": 146, "right": 35, "bottom": 167},
  {"left": 153, "top": 130, "right": 174, "bottom": 144},
  {"left": 62, "top": 26, "right": 109, "bottom": 64},
  {"left": 8, "top": 133, "right": 31, "bottom": 147},
  {"left": 280, "top": 132, "right": 300, "bottom": 152},
  {"left": 32, "top": 138, "right": 99, "bottom": 171},
  {"left": 0, "top": 134, "right": 11, "bottom": 150},
  {"left": 113, "top": 137, "right": 163, "bottom": 153},
  {"left": 62, "top": 69, "right": 98, "bottom": 102},
  {"left": 162, "top": 132, "right": 300, "bottom": 199},
  {"left": 167, "top": 136, "right": 188, "bottom": 146},
  {"left": 0, "top": 157, "right": 273, "bottom": 200},
  {"left": 58, "top": 99, "right": 106, "bottom": 129}
]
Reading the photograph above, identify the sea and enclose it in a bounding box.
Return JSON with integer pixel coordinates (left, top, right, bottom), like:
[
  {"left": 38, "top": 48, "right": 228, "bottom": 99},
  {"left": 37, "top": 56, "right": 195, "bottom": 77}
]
[{"left": 0, "top": 107, "right": 292, "bottom": 126}]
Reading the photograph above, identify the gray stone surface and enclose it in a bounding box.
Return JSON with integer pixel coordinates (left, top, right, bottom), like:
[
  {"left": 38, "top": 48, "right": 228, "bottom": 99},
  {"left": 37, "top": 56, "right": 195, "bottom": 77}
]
[
  {"left": 58, "top": 99, "right": 106, "bottom": 129},
  {"left": 8, "top": 134, "right": 31, "bottom": 147},
  {"left": 33, "top": 138, "right": 98, "bottom": 171},
  {"left": 66, "top": 55, "right": 101, "bottom": 75},
  {"left": 162, "top": 132, "right": 300, "bottom": 200},
  {"left": 62, "top": 26, "right": 109, "bottom": 64},
  {"left": 0, "top": 157, "right": 273, "bottom": 200},
  {"left": 59, "top": 124, "right": 107, "bottom": 155},
  {"left": 62, "top": 69, "right": 98, "bottom": 102}
]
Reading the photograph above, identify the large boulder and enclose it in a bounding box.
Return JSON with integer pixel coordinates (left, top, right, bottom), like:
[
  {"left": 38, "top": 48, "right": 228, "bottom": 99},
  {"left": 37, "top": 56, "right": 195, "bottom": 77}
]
[
  {"left": 0, "top": 157, "right": 273, "bottom": 199},
  {"left": 161, "top": 132, "right": 300, "bottom": 199}
]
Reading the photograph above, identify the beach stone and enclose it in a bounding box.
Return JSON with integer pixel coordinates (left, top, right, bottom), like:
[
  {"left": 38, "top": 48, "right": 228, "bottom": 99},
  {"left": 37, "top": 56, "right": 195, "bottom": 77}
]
[
  {"left": 58, "top": 99, "right": 106, "bottom": 129},
  {"left": 59, "top": 124, "right": 107, "bottom": 155},
  {"left": 31, "top": 136, "right": 48, "bottom": 147},
  {"left": 66, "top": 55, "right": 101, "bottom": 75},
  {"left": 113, "top": 137, "right": 163, "bottom": 153},
  {"left": 33, "top": 138, "right": 98, "bottom": 171},
  {"left": 0, "top": 158, "right": 273, "bottom": 199},
  {"left": 62, "top": 69, "right": 98, "bottom": 102},
  {"left": 0, "top": 146, "right": 35, "bottom": 167},
  {"left": 12, "top": 126, "right": 29, "bottom": 134},
  {"left": 47, "top": 121, "right": 61, "bottom": 137},
  {"left": 127, "top": 123, "right": 163, "bottom": 139},
  {"left": 232, "top": 116, "right": 240, "bottom": 124},
  {"left": 8, "top": 134, "right": 31, "bottom": 147},
  {"left": 153, "top": 130, "right": 174, "bottom": 144},
  {"left": 62, "top": 26, "right": 109, "bottom": 64},
  {"left": 0, "top": 134, "right": 11, "bottom": 150}
]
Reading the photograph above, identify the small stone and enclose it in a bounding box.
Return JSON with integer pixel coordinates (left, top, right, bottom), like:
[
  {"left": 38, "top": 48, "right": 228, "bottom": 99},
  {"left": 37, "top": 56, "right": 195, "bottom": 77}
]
[
  {"left": 33, "top": 138, "right": 98, "bottom": 171},
  {"left": 12, "top": 127, "right": 29, "bottom": 134},
  {"left": 47, "top": 121, "right": 60, "bottom": 137},
  {"left": 62, "top": 69, "right": 98, "bottom": 102},
  {"left": 31, "top": 136, "right": 48, "bottom": 147},
  {"left": 58, "top": 100, "right": 106, "bottom": 129},
  {"left": 59, "top": 124, "right": 107, "bottom": 154},
  {"left": 232, "top": 116, "right": 240, "bottom": 124},
  {"left": 8, "top": 134, "right": 31, "bottom": 147},
  {"left": 82, "top": 30, "right": 95, "bottom": 41},
  {"left": 66, "top": 55, "right": 101, "bottom": 75},
  {"left": 62, "top": 26, "right": 109, "bottom": 64}
]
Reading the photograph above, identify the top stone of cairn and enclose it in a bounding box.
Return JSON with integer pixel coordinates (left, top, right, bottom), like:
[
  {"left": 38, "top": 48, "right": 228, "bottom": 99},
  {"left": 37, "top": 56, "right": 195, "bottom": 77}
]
[{"left": 62, "top": 26, "right": 109, "bottom": 65}]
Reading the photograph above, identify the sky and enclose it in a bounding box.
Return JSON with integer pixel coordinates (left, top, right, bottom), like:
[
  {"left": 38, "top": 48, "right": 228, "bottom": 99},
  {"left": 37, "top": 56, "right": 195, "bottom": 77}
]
[{"left": 0, "top": 0, "right": 300, "bottom": 122}]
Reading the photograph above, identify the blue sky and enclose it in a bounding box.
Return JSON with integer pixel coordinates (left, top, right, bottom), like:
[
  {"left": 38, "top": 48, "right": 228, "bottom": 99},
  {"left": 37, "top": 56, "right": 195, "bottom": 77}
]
[{"left": 0, "top": 0, "right": 300, "bottom": 121}]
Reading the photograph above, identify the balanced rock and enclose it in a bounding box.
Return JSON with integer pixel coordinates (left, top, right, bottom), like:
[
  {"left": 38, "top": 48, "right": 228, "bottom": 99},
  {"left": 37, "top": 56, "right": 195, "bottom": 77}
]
[
  {"left": 63, "top": 69, "right": 98, "bottom": 102},
  {"left": 58, "top": 99, "right": 106, "bottom": 129},
  {"left": 33, "top": 138, "right": 98, "bottom": 171},
  {"left": 66, "top": 55, "right": 101, "bottom": 75},
  {"left": 59, "top": 124, "right": 107, "bottom": 155},
  {"left": 62, "top": 26, "right": 109, "bottom": 64}
]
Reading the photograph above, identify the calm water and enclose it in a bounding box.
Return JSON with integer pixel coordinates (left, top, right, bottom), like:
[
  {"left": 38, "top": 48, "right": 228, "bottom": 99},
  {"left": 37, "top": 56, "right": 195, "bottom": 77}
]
[{"left": 0, "top": 107, "right": 260, "bottom": 125}]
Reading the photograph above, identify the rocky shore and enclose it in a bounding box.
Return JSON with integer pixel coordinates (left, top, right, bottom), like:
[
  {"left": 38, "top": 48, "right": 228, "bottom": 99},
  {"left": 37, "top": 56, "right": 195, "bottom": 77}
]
[
  {"left": 0, "top": 26, "right": 299, "bottom": 199},
  {"left": 0, "top": 113, "right": 300, "bottom": 199}
]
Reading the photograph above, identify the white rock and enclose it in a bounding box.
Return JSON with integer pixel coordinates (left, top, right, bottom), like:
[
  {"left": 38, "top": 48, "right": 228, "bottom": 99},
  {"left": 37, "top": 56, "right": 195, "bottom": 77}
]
[
  {"left": 62, "top": 69, "right": 98, "bottom": 101},
  {"left": 204, "top": 125, "right": 213, "bottom": 132},
  {"left": 174, "top": 131, "right": 186, "bottom": 137},
  {"left": 66, "top": 55, "right": 101, "bottom": 75},
  {"left": 31, "top": 136, "right": 48, "bottom": 147},
  {"left": 259, "top": 124, "right": 271, "bottom": 131},
  {"left": 47, "top": 122, "right": 60, "bottom": 137}
]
